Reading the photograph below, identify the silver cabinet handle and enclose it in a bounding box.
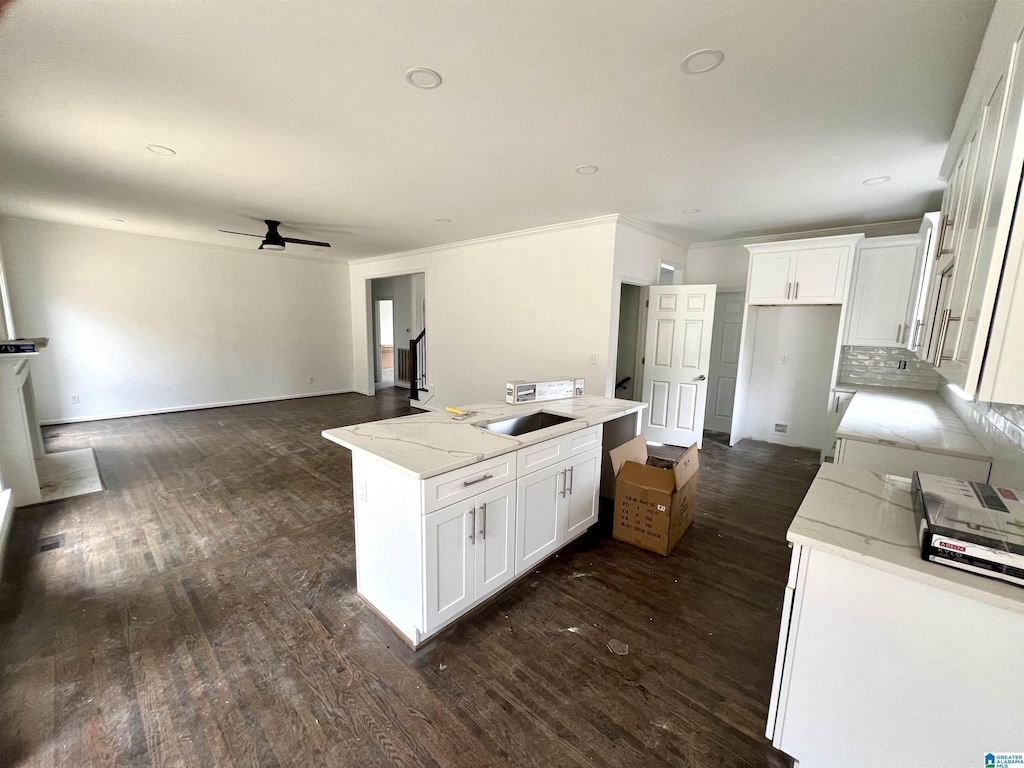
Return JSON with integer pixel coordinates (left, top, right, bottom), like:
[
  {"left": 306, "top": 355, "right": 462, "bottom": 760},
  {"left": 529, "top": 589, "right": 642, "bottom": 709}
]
[
  {"left": 912, "top": 320, "right": 924, "bottom": 349},
  {"left": 558, "top": 470, "right": 566, "bottom": 498},
  {"left": 794, "top": 282, "right": 799, "bottom": 300},
  {"left": 567, "top": 466, "right": 574, "bottom": 496},
  {"left": 463, "top": 473, "right": 493, "bottom": 488},
  {"left": 480, "top": 502, "right": 487, "bottom": 540},
  {"left": 468, "top": 507, "right": 476, "bottom": 544},
  {"left": 786, "top": 281, "right": 792, "bottom": 300},
  {"left": 896, "top": 324, "right": 903, "bottom": 343},
  {"left": 933, "top": 309, "right": 952, "bottom": 366}
]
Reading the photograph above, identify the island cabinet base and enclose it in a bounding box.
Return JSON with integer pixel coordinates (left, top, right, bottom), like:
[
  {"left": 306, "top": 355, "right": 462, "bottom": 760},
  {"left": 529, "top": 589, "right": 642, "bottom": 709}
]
[
  {"left": 351, "top": 426, "right": 604, "bottom": 648},
  {"left": 769, "top": 544, "right": 1024, "bottom": 767}
]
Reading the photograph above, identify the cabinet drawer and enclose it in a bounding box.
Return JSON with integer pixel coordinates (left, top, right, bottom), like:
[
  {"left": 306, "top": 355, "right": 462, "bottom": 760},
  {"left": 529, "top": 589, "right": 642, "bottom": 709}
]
[
  {"left": 516, "top": 425, "right": 602, "bottom": 475},
  {"left": 423, "top": 454, "right": 515, "bottom": 513}
]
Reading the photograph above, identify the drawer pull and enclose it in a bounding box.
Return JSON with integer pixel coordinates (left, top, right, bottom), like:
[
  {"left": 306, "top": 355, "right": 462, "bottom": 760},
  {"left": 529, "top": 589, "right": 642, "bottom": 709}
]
[
  {"left": 462, "top": 474, "right": 494, "bottom": 487},
  {"left": 480, "top": 502, "right": 487, "bottom": 540}
]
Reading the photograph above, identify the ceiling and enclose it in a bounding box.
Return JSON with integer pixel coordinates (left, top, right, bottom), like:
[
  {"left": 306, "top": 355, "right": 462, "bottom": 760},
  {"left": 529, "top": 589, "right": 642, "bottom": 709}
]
[{"left": 0, "top": 0, "right": 993, "bottom": 259}]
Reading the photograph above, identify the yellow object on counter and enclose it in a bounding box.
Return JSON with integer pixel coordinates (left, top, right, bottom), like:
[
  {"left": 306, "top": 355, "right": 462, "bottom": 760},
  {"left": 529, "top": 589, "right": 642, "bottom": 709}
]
[{"left": 445, "top": 406, "right": 469, "bottom": 416}]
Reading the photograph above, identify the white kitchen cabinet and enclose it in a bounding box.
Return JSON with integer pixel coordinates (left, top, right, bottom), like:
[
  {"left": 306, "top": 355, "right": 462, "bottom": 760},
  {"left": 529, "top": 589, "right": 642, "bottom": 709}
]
[
  {"left": 926, "top": 22, "right": 1024, "bottom": 403},
  {"left": 746, "top": 235, "right": 860, "bottom": 306},
  {"left": 747, "top": 252, "right": 794, "bottom": 303},
  {"left": 347, "top": 420, "right": 611, "bottom": 648},
  {"left": 768, "top": 467, "right": 1024, "bottom": 767},
  {"left": 515, "top": 445, "right": 601, "bottom": 574},
  {"left": 424, "top": 481, "right": 516, "bottom": 633},
  {"left": 844, "top": 235, "right": 923, "bottom": 347}
]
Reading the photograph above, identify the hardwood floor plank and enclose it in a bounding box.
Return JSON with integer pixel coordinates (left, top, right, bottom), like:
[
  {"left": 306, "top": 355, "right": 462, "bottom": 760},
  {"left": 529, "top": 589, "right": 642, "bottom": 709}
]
[{"left": 0, "top": 391, "right": 805, "bottom": 767}]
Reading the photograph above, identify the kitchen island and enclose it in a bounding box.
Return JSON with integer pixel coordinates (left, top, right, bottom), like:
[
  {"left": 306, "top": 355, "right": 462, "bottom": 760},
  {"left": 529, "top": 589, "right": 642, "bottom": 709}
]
[
  {"left": 768, "top": 464, "right": 1024, "bottom": 767},
  {"left": 322, "top": 396, "right": 647, "bottom": 648}
]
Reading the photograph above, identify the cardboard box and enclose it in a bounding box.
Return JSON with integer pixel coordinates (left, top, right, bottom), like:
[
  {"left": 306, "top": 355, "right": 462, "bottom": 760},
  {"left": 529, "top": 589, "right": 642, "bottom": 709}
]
[{"left": 609, "top": 436, "right": 698, "bottom": 555}]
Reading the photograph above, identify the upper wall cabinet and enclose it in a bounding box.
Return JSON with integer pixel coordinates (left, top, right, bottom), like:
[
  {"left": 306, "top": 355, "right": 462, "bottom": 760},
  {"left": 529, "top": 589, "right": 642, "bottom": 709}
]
[
  {"left": 845, "top": 235, "right": 924, "bottom": 348},
  {"left": 929, "top": 24, "right": 1024, "bottom": 404},
  {"left": 745, "top": 235, "right": 864, "bottom": 306}
]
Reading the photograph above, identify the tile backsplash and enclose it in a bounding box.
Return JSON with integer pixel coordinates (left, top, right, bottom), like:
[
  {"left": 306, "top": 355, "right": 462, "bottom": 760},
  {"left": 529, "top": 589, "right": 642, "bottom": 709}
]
[
  {"left": 838, "top": 346, "right": 941, "bottom": 390},
  {"left": 939, "top": 384, "right": 1024, "bottom": 487}
]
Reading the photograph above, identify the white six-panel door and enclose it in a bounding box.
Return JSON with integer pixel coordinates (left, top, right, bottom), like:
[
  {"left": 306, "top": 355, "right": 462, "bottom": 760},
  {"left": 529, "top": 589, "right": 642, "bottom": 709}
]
[
  {"left": 641, "top": 285, "right": 717, "bottom": 448},
  {"left": 705, "top": 292, "right": 744, "bottom": 434}
]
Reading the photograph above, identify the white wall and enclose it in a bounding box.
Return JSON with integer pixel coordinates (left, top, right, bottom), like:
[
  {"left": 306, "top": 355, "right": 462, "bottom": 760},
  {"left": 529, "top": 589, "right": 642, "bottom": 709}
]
[
  {"left": 743, "top": 305, "right": 841, "bottom": 450},
  {"left": 0, "top": 217, "right": 353, "bottom": 423},
  {"left": 608, "top": 219, "right": 690, "bottom": 393},
  {"left": 349, "top": 217, "right": 619, "bottom": 407},
  {"left": 0, "top": 231, "right": 13, "bottom": 340}
]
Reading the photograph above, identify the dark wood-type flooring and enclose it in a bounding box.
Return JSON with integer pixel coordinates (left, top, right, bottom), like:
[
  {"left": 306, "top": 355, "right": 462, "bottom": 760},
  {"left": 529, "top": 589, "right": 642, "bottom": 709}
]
[{"left": 0, "top": 389, "right": 818, "bottom": 767}]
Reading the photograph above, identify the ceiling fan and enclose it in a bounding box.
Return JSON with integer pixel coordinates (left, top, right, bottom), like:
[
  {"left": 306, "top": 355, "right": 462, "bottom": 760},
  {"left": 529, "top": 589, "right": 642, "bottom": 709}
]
[{"left": 218, "top": 220, "right": 331, "bottom": 251}]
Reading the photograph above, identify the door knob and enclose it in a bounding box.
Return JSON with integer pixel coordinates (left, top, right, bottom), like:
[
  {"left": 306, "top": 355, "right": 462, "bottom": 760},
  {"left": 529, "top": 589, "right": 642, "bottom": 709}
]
[{"left": 697, "top": 375, "right": 706, "bottom": 381}]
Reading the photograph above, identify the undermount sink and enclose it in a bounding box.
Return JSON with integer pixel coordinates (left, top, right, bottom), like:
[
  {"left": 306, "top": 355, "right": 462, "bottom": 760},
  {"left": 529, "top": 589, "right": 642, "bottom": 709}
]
[{"left": 477, "top": 411, "right": 576, "bottom": 437}]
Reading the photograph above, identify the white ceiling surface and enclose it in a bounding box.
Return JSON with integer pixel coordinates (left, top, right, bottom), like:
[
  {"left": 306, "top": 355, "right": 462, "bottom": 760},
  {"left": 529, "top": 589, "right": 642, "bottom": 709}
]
[{"left": 0, "top": 0, "right": 993, "bottom": 259}]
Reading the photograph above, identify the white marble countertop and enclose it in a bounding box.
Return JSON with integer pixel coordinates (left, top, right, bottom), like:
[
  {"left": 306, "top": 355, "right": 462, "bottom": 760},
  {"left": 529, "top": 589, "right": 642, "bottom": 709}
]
[
  {"left": 789, "top": 464, "right": 1024, "bottom": 616},
  {"left": 322, "top": 396, "right": 647, "bottom": 480},
  {"left": 836, "top": 386, "right": 992, "bottom": 462}
]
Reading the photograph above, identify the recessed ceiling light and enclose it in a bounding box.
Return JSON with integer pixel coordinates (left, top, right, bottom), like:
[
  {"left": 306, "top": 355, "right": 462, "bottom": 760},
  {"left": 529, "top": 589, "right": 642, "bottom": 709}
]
[
  {"left": 680, "top": 49, "right": 725, "bottom": 75},
  {"left": 435, "top": 218, "right": 451, "bottom": 223},
  {"left": 575, "top": 165, "right": 599, "bottom": 175},
  {"left": 405, "top": 68, "right": 443, "bottom": 89},
  {"left": 110, "top": 218, "right": 125, "bottom": 223},
  {"left": 862, "top": 176, "right": 892, "bottom": 185},
  {"left": 680, "top": 208, "right": 701, "bottom": 214},
  {"left": 146, "top": 144, "right": 176, "bottom": 156}
]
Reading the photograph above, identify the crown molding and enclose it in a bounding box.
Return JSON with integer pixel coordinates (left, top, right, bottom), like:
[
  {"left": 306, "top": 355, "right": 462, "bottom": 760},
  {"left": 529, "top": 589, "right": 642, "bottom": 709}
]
[
  {"left": 615, "top": 215, "right": 690, "bottom": 248},
  {"left": 348, "top": 214, "right": 620, "bottom": 267}
]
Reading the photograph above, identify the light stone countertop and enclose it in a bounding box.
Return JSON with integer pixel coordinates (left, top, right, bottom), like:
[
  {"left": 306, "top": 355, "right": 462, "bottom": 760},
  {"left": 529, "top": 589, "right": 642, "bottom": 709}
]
[
  {"left": 837, "top": 386, "right": 992, "bottom": 462},
  {"left": 789, "top": 464, "right": 1024, "bottom": 616},
  {"left": 321, "top": 396, "right": 647, "bottom": 480}
]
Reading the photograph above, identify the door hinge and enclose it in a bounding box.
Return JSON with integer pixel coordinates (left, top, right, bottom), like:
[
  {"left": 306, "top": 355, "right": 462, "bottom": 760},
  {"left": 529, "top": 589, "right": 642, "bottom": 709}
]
[
  {"left": 645, "top": 300, "right": 649, "bottom": 308},
  {"left": 642, "top": 356, "right": 645, "bottom": 364}
]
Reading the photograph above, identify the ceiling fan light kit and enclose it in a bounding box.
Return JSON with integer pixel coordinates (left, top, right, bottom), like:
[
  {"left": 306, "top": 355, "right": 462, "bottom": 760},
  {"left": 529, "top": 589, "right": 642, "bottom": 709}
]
[{"left": 219, "top": 219, "right": 331, "bottom": 251}]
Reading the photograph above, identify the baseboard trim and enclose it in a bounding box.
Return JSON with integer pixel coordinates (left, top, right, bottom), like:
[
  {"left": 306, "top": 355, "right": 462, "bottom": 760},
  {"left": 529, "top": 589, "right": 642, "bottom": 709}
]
[{"left": 40, "top": 389, "right": 360, "bottom": 426}]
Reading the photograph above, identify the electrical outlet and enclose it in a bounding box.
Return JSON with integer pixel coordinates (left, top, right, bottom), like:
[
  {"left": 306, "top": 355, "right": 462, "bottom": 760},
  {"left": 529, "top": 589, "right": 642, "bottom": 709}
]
[
  {"left": 773, "top": 422, "right": 789, "bottom": 435},
  {"left": 70, "top": 394, "right": 80, "bottom": 404},
  {"left": 308, "top": 376, "right": 315, "bottom": 384},
  {"left": 588, "top": 353, "right": 599, "bottom": 365}
]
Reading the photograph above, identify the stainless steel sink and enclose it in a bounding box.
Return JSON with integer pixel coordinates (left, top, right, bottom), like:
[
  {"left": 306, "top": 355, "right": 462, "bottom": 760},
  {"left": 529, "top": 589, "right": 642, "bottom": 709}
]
[{"left": 478, "top": 412, "right": 576, "bottom": 436}]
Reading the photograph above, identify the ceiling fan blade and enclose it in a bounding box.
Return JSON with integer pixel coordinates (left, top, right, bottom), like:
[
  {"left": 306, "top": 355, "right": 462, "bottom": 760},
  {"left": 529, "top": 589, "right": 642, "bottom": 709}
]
[
  {"left": 282, "top": 237, "right": 332, "bottom": 247},
  {"left": 219, "top": 230, "right": 263, "bottom": 238}
]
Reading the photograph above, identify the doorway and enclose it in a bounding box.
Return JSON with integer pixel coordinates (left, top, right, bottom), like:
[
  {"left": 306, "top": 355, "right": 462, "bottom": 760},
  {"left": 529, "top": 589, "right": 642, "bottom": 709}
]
[
  {"left": 705, "top": 291, "right": 744, "bottom": 434},
  {"left": 369, "top": 272, "right": 426, "bottom": 396},
  {"left": 615, "top": 283, "right": 645, "bottom": 401},
  {"left": 374, "top": 299, "right": 395, "bottom": 389}
]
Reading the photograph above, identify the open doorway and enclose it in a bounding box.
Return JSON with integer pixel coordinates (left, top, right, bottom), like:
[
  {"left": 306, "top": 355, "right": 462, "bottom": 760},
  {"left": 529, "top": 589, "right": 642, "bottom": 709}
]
[
  {"left": 369, "top": 273, "right": 426, "bottom": 397},
  {"left": 615, "top": 283, "right": 645, "bottom": 401},
  {"left": 374, "top": 299, "right": 395, "bottom": 389}
]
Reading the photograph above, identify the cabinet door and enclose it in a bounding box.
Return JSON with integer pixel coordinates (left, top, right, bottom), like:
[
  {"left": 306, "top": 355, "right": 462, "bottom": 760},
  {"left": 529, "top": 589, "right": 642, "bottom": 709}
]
[
  {"left": 563, "top": 447, "right": 601, "bottom": 541},
  {"left": 515, "top": 463, "right": 563, "bottom": 574},
  {"left": 748, "top": 252, "right": 795, "bottom": 304},
  {"left": 474, "top": 482, "right": 516, "bottom": 601},
  {"left": 791, "top": 247, "right": 848, "bottom": 304},
  {"left": 845, "top": 240, "right": 921, "bottom": 346},
  {"left": 424, "top": 499, "right": 476, "bottom": 632}
]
